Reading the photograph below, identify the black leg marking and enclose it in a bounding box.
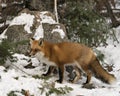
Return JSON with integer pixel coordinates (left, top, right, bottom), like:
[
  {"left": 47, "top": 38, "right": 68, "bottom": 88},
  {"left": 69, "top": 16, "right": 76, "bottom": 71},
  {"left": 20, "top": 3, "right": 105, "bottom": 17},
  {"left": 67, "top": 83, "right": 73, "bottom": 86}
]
[{"left": 56, "top": 67, "right": 64, "bottom": 83}]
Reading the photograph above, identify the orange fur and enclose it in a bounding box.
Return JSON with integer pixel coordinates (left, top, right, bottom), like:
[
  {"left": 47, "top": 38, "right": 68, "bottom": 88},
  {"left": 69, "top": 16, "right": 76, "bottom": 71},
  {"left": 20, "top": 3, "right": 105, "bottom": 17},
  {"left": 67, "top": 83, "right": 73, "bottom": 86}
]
[{"left": 29, "top": 38, "right": 116, "bottom": 84}]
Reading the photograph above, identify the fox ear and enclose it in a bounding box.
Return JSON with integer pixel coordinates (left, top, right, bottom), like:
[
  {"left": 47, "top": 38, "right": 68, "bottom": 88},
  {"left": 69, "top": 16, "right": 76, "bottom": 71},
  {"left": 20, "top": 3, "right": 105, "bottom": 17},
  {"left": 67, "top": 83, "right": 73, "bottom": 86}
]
[
  {"left": 39, "top": 38, "right": 44, "bottom": 46},
  {"left": 30, "top": 38, "right": 34, "bottom": 45}
]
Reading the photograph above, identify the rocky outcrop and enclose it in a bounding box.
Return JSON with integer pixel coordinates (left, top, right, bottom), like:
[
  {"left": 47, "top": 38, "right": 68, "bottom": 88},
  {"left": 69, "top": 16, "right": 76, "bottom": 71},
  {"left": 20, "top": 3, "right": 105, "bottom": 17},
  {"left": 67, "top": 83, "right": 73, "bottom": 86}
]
[
  {"left": 5, "top": 9, "right": 68, "bottom": 54},
  {"left": 43, "top": 23, "right": 68, "bottom": 43}
]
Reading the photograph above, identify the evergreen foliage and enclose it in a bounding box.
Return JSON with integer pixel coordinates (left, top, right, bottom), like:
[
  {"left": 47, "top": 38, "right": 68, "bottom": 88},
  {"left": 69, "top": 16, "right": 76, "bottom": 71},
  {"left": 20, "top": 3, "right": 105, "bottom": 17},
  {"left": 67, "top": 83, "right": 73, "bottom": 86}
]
[
  {"left": 62, "top": 1, "right": 112, "bottom": 47},
  {"left": 39, "top": 81, "right": 73, "bottom": 96},
  {"left": 0, "top": 40, "right": 13, "bottom": 65},
  {"left": 8, "top": 91, "right": 17, "bottom": 96}
]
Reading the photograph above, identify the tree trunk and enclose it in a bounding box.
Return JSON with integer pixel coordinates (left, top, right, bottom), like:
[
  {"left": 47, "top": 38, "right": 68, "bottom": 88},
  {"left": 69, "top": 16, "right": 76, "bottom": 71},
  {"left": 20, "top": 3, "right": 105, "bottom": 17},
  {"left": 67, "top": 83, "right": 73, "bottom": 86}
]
[
  {"left": 54, "top": 0, "right": 59, "bottom": 23},
  {"left": 104, "top": 0, "right": 120, "bottom": 27}
]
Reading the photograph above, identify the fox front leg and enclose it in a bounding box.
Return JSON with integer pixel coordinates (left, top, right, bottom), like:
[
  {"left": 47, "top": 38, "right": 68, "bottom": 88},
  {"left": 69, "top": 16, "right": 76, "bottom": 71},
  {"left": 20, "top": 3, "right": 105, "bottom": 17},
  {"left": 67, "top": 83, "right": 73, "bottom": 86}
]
[
  {"left": 56, "top": 66, "right": 64, "bottom": 83},
  {"left": 42, "top": 66, "right": 55, "bottom": 76}
]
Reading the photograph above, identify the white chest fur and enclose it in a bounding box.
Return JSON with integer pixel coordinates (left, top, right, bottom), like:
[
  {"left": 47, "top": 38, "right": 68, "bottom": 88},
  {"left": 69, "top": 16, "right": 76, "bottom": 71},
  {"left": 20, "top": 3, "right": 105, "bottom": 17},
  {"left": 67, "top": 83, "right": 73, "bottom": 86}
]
[{"left": 35, "top": 52, "right": 56, "bottom": 66}]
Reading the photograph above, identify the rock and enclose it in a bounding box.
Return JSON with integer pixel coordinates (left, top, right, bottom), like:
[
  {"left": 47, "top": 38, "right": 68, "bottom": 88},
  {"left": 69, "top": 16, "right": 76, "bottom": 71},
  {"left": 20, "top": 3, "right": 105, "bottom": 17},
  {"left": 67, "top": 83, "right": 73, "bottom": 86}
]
[
  {"left": 27, "top": 0, "right": 45, "bottom": 11},
  {"left": 43, "top": 23, "right": 69, "bottom": 43},
  {"left": 4, "top": 9, "right": 68, "bottom": 53},
  {"left": 5, "top": 25, "right": 32, "bottom": 54},
  {"left": 27, "top": 0, "right": 54, "bottom": 12}
]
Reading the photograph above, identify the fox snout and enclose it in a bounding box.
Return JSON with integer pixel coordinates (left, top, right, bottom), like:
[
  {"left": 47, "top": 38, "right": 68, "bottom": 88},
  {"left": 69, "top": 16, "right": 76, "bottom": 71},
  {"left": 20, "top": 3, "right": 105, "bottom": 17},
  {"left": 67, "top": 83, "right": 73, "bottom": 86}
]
[
  {"left": 29, "top": 48, "right": 40, "bottom": 56},
  {"left": 29, "top": 50, "right": 33, "bottom": 56},
  {"left": 29, "top": 49, "right": 36, "bottom": 56}
]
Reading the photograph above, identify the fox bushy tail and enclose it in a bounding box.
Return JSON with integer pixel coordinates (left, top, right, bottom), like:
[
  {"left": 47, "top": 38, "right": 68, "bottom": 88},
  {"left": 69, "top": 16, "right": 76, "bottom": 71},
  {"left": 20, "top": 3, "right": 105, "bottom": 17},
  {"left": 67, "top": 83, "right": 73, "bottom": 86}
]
[{"left": 90, "top": 58, "right": 116, "bottom": 84}]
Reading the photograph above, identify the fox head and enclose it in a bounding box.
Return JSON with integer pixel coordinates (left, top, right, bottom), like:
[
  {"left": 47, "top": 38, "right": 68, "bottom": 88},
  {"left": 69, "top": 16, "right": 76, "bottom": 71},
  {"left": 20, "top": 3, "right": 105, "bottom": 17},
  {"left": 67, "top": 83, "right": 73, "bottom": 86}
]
[
  {"left": 29, "top": 38, "right": 44, "bottom": 56},
  {"left": 29, "top": 38, "right": 57, "bottom": 66}
]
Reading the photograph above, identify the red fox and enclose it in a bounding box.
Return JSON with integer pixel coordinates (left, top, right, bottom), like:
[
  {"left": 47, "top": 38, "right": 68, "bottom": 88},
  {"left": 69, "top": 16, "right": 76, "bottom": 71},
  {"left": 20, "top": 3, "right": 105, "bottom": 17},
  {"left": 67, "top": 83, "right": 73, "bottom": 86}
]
[{"left": 29, "top": 38, "right": 116, "bottom": 84}]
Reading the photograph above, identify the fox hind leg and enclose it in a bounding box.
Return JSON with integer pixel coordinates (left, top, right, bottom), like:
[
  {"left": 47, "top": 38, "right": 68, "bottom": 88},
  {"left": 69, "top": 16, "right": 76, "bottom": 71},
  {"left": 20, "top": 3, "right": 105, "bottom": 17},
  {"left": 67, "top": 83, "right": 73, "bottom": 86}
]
[
  {"left": 76, "top": 59, "right": 92, "bottom": 84},
  {"left": 42, "top": 66, "right": 56, "bottom": 76},
  {"left": 83, "top": 69, "right": 92, "bottom": 84},
  {"left": 69, "top": 66, "right": 81, "bottom": 83}
]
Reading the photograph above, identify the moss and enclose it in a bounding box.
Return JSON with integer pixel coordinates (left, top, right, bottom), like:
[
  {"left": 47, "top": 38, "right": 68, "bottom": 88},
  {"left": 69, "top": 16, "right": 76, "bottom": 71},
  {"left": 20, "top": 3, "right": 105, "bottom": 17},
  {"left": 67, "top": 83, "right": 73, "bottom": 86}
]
[
  {"left": 13, "top": 40, "right": 29, "bottom": 47},
  {"left": 8, "top": 40, "right": 29, "bottom": 54},
  {"left": 0, "top": 40, "right": 13, "bottom": 65}
]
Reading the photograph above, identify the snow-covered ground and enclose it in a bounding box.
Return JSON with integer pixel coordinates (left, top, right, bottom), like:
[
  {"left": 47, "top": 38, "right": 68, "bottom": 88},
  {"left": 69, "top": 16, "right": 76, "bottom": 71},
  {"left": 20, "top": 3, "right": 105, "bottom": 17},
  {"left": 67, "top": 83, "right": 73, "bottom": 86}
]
[
  {"left": 0, "top": 11, "right": 120, "bottom": 96},
  {"left": 0, "top": 36, "right": 120, "bottom": 96}
]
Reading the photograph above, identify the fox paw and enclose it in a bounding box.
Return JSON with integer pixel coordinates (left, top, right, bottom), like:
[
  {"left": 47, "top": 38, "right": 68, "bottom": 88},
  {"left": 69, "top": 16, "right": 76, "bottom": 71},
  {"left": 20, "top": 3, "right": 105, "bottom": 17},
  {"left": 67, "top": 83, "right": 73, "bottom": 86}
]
[
  {"left": 42, "top": 73, "right": 49, "bottom": 77},
  {"left": 56, "top": 79, "right": 62, "bottom": 83},
  {"left": 68, "top": 79, "right": 74, "bottom": 83}
]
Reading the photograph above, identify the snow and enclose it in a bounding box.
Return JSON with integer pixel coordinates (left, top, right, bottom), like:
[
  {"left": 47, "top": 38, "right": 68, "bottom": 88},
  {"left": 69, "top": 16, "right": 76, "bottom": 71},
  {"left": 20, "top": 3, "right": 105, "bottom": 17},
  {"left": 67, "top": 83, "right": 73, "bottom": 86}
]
[
  {"left": 33, "top": 11, "right": 58, "bottom": 40},
  {"left": 0, "top": 10, "right": 120, "bottom": 96},
  {"left": 10, "top": 13, "right": 35, "bottom": 33},
  {"left": 40, "top": 11, "right": 56, "bottom": 24},
  {"left": 1, "top": 3, "right": 7, "bottom": 8},
  {"left": 51, "top": 25, "right": 66, "bottom": 39},
  {"left": 116, "top": 0, "right": 120, "bottom": 9},
  {"left": 0, "top": 11, "right": 65, "bottom": 41},
  {"left": 0, "top": 67, "right": 41, "bottom": 96},
  {"left": 33, "top": 24, "right": 44, "bottom": 40},
  {"left": 0, "top": 31, "right": 7, "bottom": 43},
  {"left": 1, "top": 33, "right": 120, "bottom": 96}
]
